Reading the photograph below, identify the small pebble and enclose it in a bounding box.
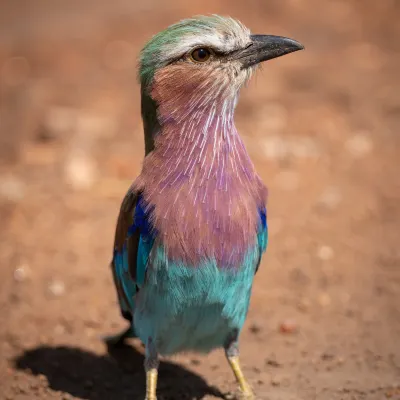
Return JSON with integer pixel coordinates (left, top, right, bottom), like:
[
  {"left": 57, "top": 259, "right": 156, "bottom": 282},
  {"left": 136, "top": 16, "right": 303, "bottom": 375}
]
[
  {"left": 271, "top": 376, "right": 281, "bottom": 387},
  {"left": 345, "top": 133, "right": 373, "bottom": 157},
  {"left": 279, "top": 319, "right": 298, "bottom": 334},
  {"left": 13, "top": 264, "right": 31, "bottom": 282},
  {"left": 48, "top": 280, "right": 66, "bottom": 297},
  {"left": 337, "top": 356, "right": 345, "bottom": 365},
  {"left": 317, "top": 245, "right": 334, "bottom": 261},
  {"left": 65, "top": 152, "right": 97, "bottom": 190}
]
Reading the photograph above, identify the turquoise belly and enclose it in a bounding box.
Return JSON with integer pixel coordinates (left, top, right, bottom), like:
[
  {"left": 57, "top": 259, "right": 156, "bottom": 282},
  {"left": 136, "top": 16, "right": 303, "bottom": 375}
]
[{"left": 133, "top": 246, "right": 259, "bottom": 355}]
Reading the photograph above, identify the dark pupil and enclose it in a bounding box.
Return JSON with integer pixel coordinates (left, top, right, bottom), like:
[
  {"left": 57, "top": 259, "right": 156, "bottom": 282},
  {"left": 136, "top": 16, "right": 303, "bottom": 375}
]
[{"left": 196, "top": 49, "right": 208, "bottom": 59}]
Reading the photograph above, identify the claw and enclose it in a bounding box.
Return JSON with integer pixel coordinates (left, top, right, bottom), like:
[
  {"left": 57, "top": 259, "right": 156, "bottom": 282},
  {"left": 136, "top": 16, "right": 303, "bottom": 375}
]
[
  {"left": 237, "top": 385, "right": 255, "bottom": 400},
  {"left": 238, "top": 391, "right": 255, "bottom": 400}
]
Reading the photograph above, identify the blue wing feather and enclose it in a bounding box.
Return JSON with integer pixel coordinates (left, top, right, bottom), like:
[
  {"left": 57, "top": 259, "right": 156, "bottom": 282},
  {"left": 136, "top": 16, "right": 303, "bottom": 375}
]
[{"left": 112, "top": 192, "right": 155, "bottom": 322}]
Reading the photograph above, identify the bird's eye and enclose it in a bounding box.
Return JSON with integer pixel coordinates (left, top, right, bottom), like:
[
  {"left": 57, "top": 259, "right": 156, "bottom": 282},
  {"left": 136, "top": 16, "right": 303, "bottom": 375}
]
[{"left": 190, "top": 48, "right": 212, "bottom": 63}]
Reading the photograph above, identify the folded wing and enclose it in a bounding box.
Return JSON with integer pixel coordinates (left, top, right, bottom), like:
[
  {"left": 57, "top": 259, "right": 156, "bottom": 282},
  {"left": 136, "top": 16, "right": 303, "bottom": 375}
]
[{"left": 111, "top": 187, "right": 155, "bottom": 323}]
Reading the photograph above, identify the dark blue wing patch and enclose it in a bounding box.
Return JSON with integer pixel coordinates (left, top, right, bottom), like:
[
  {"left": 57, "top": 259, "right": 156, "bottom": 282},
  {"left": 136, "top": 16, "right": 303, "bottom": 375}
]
[{"left": 256, "top": 205, "right": 268, "bottom": 273}]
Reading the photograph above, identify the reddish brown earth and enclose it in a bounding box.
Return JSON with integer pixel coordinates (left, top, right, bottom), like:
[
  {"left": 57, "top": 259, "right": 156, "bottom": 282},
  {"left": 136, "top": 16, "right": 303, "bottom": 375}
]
[{"left": 0, "top": 1, "right": 399, "bottom": 399}]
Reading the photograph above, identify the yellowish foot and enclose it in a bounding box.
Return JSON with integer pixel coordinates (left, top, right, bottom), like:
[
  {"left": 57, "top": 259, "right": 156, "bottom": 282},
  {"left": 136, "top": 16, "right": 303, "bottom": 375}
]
[
  {"left": 237, "top": 391, "right": 255, "bottom": 400},
  {"left": 145, "top": 368, "right": 158, "bottom": 400},
  {"left": 227, "top": 356, "right": 255, "bottom": 400}
]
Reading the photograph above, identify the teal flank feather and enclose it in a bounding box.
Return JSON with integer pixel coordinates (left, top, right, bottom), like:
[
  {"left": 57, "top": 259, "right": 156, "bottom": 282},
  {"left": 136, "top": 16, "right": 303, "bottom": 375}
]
[{"left": 134, "top": 244, "right": 262, "bottom": 355}]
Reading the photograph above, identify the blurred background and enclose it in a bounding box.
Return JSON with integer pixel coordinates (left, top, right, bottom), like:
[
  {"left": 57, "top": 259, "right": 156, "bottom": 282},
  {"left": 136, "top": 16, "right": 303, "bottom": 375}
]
[{"left": 0, "top": 1, "right": 399, "bottom": 399}]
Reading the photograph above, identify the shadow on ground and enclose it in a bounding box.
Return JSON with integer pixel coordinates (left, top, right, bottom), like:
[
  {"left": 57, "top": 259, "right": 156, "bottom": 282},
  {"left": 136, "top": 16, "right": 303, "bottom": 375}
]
[{"left": 14, "top": 341, "right": 225, "bottom": 400}]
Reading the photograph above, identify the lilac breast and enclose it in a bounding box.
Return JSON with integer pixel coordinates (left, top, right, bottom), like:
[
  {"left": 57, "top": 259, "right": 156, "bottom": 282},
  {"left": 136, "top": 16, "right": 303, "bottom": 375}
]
[{"left": 134, "top": 114, "right": 267, "bottom": 268}]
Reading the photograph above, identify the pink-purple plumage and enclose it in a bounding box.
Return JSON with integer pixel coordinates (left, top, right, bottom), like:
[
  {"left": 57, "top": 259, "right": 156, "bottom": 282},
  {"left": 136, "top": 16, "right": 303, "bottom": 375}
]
[{"left": 134, "top": 64, "right": 267, "bottom": 267}]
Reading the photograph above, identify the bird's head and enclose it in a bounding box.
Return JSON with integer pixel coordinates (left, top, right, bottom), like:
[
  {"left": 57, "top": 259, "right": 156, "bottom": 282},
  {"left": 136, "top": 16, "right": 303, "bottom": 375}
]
[{"left": 139, "top": 15, "right": 303, "bottom": 152}]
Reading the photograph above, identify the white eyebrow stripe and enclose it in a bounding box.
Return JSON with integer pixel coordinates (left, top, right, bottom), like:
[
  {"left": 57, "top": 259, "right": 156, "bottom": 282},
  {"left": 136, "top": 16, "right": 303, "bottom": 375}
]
[{"left": 160, "top": 34, "right": 249, "bottom": 61}]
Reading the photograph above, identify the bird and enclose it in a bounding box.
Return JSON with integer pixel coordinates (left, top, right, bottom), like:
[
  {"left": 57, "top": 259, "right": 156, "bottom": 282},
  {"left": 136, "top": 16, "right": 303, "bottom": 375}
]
[{"left": 108, "top": 15, "right": 303, "bottom": 400}]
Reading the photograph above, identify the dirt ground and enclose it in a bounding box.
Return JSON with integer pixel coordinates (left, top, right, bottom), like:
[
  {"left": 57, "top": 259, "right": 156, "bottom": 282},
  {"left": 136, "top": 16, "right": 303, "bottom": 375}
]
[{"left": 0, "top": 1, "right": 399, "bottom": 399}]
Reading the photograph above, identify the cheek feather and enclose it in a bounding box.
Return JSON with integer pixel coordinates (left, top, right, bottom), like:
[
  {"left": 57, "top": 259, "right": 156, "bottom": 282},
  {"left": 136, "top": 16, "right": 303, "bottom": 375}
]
[
  {"left": 151, "top": 62, "right": 250, "bottom": 124},
  {"left": 152, "top": 65, "right": 230, "bottom": 123}
]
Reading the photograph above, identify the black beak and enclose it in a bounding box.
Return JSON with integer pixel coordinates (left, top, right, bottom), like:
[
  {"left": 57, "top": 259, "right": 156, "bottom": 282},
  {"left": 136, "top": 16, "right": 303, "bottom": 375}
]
[{"left": 232, "top": 35, "right": 304, "bottom": 68}]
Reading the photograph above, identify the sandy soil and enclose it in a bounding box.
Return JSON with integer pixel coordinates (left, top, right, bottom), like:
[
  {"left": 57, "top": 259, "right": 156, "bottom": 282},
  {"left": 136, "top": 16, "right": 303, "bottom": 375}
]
[{"left": 0, "top": 1, "right": 399, "bottom": 399}]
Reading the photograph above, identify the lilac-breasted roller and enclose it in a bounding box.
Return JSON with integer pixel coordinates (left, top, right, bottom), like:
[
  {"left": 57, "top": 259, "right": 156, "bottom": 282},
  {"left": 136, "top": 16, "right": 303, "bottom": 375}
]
[{"left": 108, "top": 15, "right": 303, "bottom": 400}]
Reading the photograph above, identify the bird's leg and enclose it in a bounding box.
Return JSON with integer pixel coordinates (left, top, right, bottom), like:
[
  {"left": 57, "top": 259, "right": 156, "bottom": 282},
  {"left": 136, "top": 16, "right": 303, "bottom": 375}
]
[
  {"left": 224, "top": 331, "right": 254, "bottom": 400},
  {"left": 144, "top": 338, "right": 159, "bottom": 400}
]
